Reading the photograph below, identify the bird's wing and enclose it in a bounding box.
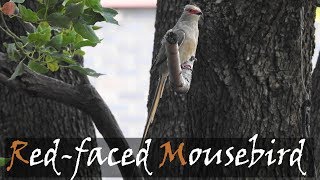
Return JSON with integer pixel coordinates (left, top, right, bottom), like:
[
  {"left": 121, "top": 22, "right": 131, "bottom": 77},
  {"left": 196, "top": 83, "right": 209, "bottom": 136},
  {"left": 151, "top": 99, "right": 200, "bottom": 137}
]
[{"left": 150, "top": 29, "right": 185, "bottom": 73}]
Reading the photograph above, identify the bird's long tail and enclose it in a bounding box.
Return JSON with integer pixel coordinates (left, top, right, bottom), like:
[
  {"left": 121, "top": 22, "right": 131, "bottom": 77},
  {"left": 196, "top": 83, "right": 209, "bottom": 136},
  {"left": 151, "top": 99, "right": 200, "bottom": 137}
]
[{"left": 140, "top": 75, "right": 167, "bottom": 149}]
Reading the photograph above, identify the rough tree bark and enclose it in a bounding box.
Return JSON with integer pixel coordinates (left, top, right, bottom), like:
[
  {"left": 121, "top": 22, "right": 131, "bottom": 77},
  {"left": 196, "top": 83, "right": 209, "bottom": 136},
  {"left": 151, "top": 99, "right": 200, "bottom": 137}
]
[
  {"left": 145, "top": 0, "right": 316, "bottom": 177},
  {"left": 0, "top": 0, "right": 101, "bottom": 178}
]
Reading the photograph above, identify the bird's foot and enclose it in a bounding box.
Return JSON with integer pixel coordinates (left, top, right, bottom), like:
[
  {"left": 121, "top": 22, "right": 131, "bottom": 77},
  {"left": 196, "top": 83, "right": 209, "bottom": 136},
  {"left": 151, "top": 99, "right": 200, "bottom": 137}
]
[
  {"left": 189, "top": 56, "right": 197, "bottom": 62},
  {"left": 166, "top": 31, "right": 178, "bottom": 44}
]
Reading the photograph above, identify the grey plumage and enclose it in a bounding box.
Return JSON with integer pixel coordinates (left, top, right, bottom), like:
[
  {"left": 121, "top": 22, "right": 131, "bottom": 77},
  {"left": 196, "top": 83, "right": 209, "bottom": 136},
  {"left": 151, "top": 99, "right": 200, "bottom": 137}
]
[{"left": 141, "top": 4, "right": 202, "bottom": 145}]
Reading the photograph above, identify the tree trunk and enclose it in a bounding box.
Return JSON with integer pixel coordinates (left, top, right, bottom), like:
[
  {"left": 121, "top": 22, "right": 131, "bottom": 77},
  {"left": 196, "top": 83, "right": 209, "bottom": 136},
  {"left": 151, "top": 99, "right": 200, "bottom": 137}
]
[
  {"left": 0, "top": 0, "right": 101, "bottom": 178},
  {"left": 145, "top": 0, "right": 316, "bottom": 177}
]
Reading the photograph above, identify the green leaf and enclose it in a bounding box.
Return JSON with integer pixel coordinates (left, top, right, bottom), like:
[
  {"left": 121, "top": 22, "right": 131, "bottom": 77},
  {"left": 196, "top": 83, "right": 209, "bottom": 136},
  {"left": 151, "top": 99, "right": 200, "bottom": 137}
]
[
  {"left": 8, "top": 60, "right": 25, "bottom": 80},
  {"left": 67, "top": 65, "right": 104, "bottom": 77},
  {"left": 75, "top": 40, "right": 97, "bottom": 49},
  {"left": 49, "top": 34, "right": 63, "bottom": 50},
  {"left": 28, "top": 60, "right": 49, "bottom": 74},
  {"left": 74, "top": 49, "right": 85, "bottom": 56},
  {"left": 85, "top": 0, "right": 102, "bottom": 12},
  {"left": 49, "top": 52, "right": 76, "bottom": 65},
  {"left": 92, "top": 26, "right": 102, "bottom": 30},
  {"left": 37, "top": 7, "right": 46, "bottom": 19},
  {"left": 61, "top": 57, "right": 77, "bottom": 65},
  {"left": 19, "top": 36, "right": 33, "bottom": 50},
  {"left": 74, "top": 20, "right": 100, "bottom": 43},
  {"left": 66, "top": 2, "right": 84, "bottom": 19},
  {"left": 81, "top": 9, "right": 104, "bottom": 25},
  {"left": 12, "top": 0, "right": 25, "bottom": 3},
  {"left": 5, "top": 43, "right": 21, "bottom": 61},
  {"left": 62, "top": 0, "right": 82, "bottom": 6},
  {"left": 62, "top": 50, "right": 72, "bottom": 56},
  {"left": 61, "top": 29, "right": 77, "bottom": 46},
  {"left": 0, "top": 158, "right": 11, "bottom": 167},
  {"left": 28, "top": 22, "right": 51, "bottom": 46},
  {"left": 74, "top": 33, "right": 83, "bottom": 43},
  {"left": 47, "top": 13, "right": 71, "bottom": 28},
  {"left": 47, "top": 61, "right": 59, "bottom": 72},
  {"left": 18, "top": 4, "right": 39, "bottom": 23},
  {"left": 62, "top": 0, "right": 68, "bottom": 6},
  {"left": 44, "top": 0, "right": 58, "bottom": 7},
  {"left": 85, "top": 4, "right": 118, "bottom": 25},
  {"left": 38, "top": 21, "right": 51, "bottom": 32},
  {"left": 46, "top": 56, "right": 59, "bottom": 72},
  {"left": 100, "top": 8, "right": 118, "bottom": 25},
  {"left": 20, "top": 36, "right": 28, "bottom": 44},
  {"left": 102, "top": 8, "right": 118, "bottom": 16}
]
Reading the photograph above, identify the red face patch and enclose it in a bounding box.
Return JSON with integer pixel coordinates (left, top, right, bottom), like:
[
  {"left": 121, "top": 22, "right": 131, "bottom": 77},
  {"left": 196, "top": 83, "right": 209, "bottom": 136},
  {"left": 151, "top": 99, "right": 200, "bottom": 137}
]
[{"left": 187, "top": 9, "right": 201, "bottom": 15}]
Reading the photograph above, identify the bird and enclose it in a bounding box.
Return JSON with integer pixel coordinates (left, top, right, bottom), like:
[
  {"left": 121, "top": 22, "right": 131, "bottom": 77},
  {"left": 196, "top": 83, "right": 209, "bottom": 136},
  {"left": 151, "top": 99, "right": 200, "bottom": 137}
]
[{"left": 141, "top": 4, "right": 202, "bottom": 146}]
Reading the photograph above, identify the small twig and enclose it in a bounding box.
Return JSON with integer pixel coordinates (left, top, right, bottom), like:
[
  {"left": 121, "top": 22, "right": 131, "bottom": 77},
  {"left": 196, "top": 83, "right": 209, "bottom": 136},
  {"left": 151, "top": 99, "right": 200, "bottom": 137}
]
[
  {"left": 0, "top": 12, "right": 21, "bottom": 40},
  {"left": 0, "top": 14, "right": 33, "bottom": 61},
  {"left": 0, "top": 72, "right": 9, "bottom": 82},
  {"left": 0, "top": 25, "right": 17, "bottom": 40}
]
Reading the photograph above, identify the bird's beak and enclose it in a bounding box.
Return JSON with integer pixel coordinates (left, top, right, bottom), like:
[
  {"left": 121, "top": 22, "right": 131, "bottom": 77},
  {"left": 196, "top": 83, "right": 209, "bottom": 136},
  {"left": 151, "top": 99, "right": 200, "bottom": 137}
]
[{"left": 197, "top": 11, "right": 203, "bottom": 16}]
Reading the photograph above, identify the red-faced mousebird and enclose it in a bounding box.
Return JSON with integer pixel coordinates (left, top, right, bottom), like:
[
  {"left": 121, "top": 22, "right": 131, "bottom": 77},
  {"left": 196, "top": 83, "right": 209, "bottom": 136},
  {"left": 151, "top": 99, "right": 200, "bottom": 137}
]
[{"left": 141, "top": 4, "right": 202, "bottom": 145}]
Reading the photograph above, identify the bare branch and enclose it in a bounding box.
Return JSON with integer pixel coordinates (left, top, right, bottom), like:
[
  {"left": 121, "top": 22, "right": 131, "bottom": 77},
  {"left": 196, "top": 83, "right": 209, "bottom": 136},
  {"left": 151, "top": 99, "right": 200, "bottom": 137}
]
[
  {"left": 165, "top": 32, "right": 196, "bottom": 94},
  {"left": 0, "top": 54, "right": 143, "bottom": 179}
]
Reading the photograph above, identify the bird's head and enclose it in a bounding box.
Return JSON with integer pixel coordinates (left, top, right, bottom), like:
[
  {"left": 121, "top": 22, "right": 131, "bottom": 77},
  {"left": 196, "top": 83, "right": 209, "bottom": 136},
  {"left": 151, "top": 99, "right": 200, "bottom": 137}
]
[
  {"left": 181, "top": 4, "right": 203, "bottom": 22},
  {"left": 184, "top": 4, "right": 203, "bottom": 16}
]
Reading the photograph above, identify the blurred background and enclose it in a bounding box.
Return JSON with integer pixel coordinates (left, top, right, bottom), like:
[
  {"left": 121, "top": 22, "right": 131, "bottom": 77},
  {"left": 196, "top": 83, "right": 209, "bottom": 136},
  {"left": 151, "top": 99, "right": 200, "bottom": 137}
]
[
  {"left": 83, "top": 1, "right": 157, "bottom": 178},
  {"left": 83, "top": 0, "right": 156, "bottom": 138},
  {"left": 83, "top": 0, "right": 320, "bottom": 139}
]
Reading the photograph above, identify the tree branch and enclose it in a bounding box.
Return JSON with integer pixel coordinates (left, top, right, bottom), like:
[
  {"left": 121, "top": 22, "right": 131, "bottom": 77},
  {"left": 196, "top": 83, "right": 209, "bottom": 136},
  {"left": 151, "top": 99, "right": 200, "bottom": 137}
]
[
  {"left": 165, "top": 31, "right": 196, "bottom": 94},
  {"left": 0, "top": 54, "right": 143, "bottom": 179}
]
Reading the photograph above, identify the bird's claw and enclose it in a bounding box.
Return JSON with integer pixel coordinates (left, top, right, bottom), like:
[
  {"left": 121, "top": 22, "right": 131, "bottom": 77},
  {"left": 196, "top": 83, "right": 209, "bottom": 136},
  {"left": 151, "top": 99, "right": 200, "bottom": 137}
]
[
  {"left": 166, "top": 31, "right": 178, "bottom": 44},
  {"left": 190, "top": 56, "right": 197, "bottom": 62}
]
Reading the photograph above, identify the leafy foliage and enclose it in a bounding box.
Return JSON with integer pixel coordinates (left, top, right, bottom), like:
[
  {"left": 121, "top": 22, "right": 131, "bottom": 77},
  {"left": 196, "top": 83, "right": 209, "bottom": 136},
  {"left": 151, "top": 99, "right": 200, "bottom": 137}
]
[
  {"left": 0, "top": 157, "right": 10, "bottom": 167},
  {"left": 0, "top": 0, "right": 118, "bottom": 78}
]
